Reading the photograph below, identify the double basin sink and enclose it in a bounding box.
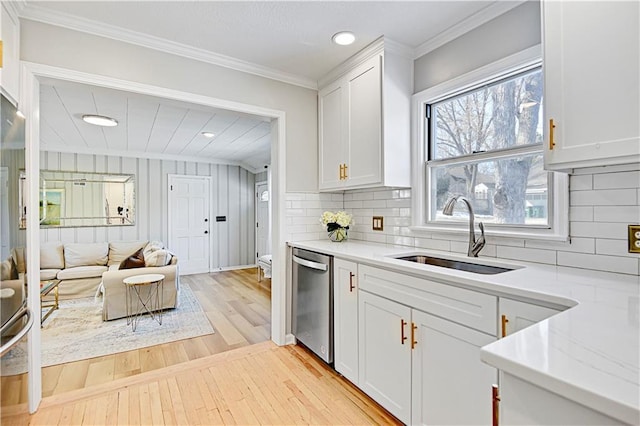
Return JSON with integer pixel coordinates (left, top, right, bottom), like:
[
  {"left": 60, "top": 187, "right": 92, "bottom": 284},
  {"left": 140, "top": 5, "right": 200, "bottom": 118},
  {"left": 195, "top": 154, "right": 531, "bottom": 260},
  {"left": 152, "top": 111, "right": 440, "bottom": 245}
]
[{"left": 391, "top": 254, "right": 516, "bottom": 275}]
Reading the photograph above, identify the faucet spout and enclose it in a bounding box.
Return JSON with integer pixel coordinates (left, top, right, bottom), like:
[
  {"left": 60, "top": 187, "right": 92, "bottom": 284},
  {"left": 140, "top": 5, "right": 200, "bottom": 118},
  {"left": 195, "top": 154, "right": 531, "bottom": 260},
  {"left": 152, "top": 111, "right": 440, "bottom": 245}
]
[{"left": 442, "top": 195, "right": 486, "bottom": 257}]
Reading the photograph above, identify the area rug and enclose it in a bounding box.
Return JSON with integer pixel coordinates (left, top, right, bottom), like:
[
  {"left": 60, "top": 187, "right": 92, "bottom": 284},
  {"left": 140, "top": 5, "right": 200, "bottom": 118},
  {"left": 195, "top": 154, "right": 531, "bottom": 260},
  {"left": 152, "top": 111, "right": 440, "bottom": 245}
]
[{"left": 1, "top": 282, "right": 214, "bottom": 376}]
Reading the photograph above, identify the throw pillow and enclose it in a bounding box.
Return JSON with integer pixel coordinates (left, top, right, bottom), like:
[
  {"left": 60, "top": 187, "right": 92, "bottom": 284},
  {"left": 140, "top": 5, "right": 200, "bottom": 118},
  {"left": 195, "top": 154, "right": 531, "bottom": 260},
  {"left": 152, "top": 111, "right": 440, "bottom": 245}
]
[
  {"left": 144, "top": 249, "right": 172, "bottom": 267},
  {"left": 9, "top": 257, "right": 19, "bottom": 279},
  {"left": 0, "top": 259, "right": 11, "bottom": 280},
  {"left": 119, "top": 248, "right": 146, "bottom": 270}
]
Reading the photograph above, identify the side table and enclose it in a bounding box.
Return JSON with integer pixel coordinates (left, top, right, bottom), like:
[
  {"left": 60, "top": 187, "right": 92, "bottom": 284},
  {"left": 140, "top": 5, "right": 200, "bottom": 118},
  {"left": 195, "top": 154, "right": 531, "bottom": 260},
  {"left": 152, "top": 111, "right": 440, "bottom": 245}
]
[
  {"left": 40, "top": 279, "right": 61, "bottom": 326},
  {"left": 123, "top": 274, "right": 165, "bottom": 331}
]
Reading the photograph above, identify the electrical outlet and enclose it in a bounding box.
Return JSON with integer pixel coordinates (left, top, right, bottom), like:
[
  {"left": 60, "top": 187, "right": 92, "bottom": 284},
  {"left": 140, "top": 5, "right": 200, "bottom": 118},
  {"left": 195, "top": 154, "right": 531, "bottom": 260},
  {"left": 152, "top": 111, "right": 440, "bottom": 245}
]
[
  {"left": 628, "top": 225, "right": 640, "bottom": 253},
  {"left": 372, "top": 216, "right": 384, "bottom": 231}
]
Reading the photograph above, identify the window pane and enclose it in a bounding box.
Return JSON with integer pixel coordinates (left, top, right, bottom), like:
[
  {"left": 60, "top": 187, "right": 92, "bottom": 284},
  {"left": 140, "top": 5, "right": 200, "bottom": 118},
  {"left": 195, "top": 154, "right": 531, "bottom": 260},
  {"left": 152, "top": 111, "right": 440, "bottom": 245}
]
[
  {"left": 431, "top": 68, "right": 543, "bottom": 160},
  {"left": 429, "top": 153, "right": 549, "bottom": 226}
]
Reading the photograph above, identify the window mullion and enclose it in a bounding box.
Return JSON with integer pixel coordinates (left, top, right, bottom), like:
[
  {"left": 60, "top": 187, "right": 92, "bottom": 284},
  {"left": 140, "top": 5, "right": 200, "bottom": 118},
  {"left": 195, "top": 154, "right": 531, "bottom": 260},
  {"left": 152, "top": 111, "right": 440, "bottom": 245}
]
[{"left": 427, "top": 143, "right": 542, "bottom": 167}]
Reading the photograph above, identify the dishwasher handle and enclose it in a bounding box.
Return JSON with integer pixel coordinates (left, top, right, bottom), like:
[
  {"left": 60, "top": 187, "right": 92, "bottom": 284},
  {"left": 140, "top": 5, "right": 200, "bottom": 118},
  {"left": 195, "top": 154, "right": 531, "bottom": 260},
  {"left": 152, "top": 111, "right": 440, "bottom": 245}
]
[{"left": 293, "top": 255, "right": 328, "bottom": 271}]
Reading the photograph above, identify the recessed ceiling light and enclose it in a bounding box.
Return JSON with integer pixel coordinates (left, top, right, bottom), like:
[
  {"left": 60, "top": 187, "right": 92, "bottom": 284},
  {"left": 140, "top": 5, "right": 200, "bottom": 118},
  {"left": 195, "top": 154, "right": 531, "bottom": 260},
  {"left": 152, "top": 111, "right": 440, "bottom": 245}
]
[
  {"left": 202, "top": 132, "right": 215, "bottom": 138},
  {"left": 332, "top": 31, "right": 355, "bottom": 46},
  {"left": 82, "top": 114, "right": 118, "bottom": 127}
]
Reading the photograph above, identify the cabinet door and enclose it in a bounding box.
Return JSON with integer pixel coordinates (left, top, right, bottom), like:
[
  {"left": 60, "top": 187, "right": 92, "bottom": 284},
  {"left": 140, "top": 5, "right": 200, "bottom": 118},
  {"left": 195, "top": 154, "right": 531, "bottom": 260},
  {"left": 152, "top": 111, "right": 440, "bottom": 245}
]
[
  {"left": 318, "top": 81, "right": 345, "bottom": 190},
  {"left": 499, "top": 298, "right": 560, "bottom": 338},
  {"left": 346, "top": 55, "right": 382, "bottom": 188},
  {"left": 333, "top": 259, "right": 358, "bottom": 384},
  {"left": 543, "top": 1, "right": 640, "bottom": 170},
  {"left": 359, "top": 290, "right": 412, "bottom": 424},
  {"left": 411, "top": 310, "right": 497, "bottom": 426}
]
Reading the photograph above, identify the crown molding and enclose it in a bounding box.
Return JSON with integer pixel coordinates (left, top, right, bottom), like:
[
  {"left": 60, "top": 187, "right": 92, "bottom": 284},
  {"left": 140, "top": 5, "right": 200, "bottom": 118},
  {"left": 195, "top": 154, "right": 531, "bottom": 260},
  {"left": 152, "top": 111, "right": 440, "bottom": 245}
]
[
  {"left": 318, "top": 36, "right": 414, "bottom": 89},
  {"left": 40, "top": 144, "right": 265, "bottom": 174},
  {"left": 2, "top": 1, "right": 26, "bottom": 19},
  {"left": 19, "top": 4, "right": 318, "bottom": 90},
  {"left": 413, "top": 0, "right": 526, "bottom": 59}
]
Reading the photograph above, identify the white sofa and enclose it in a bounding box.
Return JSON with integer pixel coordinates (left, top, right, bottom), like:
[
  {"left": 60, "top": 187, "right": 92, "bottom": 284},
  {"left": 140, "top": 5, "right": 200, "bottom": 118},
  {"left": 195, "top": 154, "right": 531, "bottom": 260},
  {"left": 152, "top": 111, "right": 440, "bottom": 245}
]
[{"left": 40, "top": 241, "right": 179, "bottom": 321}]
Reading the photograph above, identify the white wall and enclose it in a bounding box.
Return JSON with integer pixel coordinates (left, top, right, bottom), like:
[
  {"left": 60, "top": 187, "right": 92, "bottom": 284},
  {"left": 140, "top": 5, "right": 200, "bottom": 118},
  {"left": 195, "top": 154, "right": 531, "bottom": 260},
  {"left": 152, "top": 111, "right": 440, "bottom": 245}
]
[
  {"left": 414, "top": 1, "right": 541, "bottom": 92},
  {"left": 40, "top": 151, "right": 257, "bottom": 269},
  {"left": 20, "top": 19, "right": 318, "bottom": 192}
]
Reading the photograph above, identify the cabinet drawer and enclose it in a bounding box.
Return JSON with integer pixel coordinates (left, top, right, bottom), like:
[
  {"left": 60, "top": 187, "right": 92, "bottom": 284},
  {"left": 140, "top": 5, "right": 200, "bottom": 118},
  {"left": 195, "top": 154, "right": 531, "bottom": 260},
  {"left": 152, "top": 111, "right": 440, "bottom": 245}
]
[{"left": 359, "top": 265, "right": 497, "bottom": 335}]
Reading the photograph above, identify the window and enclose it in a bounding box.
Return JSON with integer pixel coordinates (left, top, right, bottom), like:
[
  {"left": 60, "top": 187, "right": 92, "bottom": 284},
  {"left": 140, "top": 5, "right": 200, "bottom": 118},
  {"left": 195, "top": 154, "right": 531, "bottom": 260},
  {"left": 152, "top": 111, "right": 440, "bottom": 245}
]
[{"left": 412, "top": 47, "right": 568, "bottom": 240}]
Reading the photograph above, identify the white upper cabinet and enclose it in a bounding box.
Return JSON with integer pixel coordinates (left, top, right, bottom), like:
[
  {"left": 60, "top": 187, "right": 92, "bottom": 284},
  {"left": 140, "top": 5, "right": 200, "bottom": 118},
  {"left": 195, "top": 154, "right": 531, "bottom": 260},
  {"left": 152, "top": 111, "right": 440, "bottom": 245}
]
[
  {"left": 318, "top": 38, "right": 412, "bottom": 191},
  {"left": 542, "top": 0, "right": 640, "bottom": 170},
  {"left": 0, "top": 2, "right": 21, "bottom": 105}
]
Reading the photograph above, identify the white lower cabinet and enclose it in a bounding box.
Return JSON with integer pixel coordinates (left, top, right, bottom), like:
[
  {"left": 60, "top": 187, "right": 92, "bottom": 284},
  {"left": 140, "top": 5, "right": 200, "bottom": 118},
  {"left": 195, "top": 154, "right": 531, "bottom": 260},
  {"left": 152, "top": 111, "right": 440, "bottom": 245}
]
[
  {"left": 356, "top": 263, "right": 498, "bottom": 425},
  {"left": 412, "top": 310, "right": 497, "bottom": 425},
  {"left": 499, "top": 373, "right": 623, "bottom": 425},
  {"left": 499, "top": 298, "right": 560, "bottom": 338},
  {"left": 333, "top": 259, "right": 359, "bottom": 384},
  {"left": 358, "top": 290, "right": 412, "bottom": 423}
]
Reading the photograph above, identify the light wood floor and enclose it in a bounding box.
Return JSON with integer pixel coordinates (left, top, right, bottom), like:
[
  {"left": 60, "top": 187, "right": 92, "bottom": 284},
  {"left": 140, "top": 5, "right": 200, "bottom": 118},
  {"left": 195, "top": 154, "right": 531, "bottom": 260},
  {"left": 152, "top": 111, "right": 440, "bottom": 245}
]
[
  {"left": 2, "top": 341, "right": 400, "bottom": 425},
  {"left": 1, "top": 268, "right": 271, "bottom": 407}
]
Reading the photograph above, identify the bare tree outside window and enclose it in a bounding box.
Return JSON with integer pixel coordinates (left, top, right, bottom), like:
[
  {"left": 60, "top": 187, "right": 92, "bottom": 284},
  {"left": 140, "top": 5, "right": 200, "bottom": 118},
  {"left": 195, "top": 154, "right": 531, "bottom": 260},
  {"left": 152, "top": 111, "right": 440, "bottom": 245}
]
[{"left": 428, "top": 68, "right": 548, "bottom": 226}]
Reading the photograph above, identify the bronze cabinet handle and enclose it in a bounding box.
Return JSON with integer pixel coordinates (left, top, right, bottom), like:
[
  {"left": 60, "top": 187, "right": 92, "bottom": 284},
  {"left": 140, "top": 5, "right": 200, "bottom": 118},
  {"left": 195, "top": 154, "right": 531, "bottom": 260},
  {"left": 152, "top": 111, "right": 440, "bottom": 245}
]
[
  {"left": 400, "top": 319, "right": 407, "bottom": 344},
  {"left": 411, "top": 323, "right": 418, "bottom": 349},
  {"left": 549, "top": 118, "right": 556, "bottom": 150},
  {"left": 349, "top": 272, "right": 355, "bottom": 292},
  {"left": 492, "top": 384, "right": 500, "bottom": 426},
  {"left": 501, "top": 314, "right": 509, "bottom": 338}
]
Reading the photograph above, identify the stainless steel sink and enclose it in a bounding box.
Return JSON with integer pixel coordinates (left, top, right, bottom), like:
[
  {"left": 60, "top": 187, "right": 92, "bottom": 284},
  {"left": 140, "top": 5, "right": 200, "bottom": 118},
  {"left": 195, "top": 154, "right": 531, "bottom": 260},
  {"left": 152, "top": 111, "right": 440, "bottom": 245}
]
[{"left": 394, "top": 255, "right": 514, "bottom": 275}]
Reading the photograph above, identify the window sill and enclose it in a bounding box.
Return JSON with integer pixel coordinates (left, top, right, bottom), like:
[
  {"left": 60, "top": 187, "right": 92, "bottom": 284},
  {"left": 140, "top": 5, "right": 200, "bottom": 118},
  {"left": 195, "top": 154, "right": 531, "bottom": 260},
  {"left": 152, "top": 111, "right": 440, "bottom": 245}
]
[{"left": 408, "top": 224, "right": 569, "bottom": 242}]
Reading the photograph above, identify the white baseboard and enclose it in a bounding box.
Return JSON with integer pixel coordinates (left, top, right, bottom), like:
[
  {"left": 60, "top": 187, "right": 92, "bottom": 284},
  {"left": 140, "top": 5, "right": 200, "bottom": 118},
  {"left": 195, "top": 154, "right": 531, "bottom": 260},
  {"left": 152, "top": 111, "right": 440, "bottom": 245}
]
[
  {"left": 285, "top": 334, "right": 296, "bottom": 345},
  {"left": 211, "top": 264, "right": 257, "bottom": 272}
]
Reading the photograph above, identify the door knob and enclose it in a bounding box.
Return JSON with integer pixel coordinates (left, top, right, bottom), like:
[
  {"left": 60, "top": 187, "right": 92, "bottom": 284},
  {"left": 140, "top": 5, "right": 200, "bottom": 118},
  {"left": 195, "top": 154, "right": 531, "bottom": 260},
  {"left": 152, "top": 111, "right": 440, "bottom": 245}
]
[
  {"left": 204, "top": 218, "right": 208, "bottom": 222},
  {"left": 204, "top": 230, "right": 209, "bottom": 234}
]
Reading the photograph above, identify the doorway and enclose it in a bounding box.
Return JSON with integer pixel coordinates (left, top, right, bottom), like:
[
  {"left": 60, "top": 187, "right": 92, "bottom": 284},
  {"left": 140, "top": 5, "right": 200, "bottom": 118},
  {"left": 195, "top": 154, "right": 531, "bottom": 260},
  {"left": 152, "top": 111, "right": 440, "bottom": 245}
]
[
  {"left": 168, "top": 175, "right": 211, "bottom": 275},
  {"left": 255, "top": 180, "right": 270, "bottom": 261},
  {"left": 22, "top": 62, "right": 289, "bottom": 413}
]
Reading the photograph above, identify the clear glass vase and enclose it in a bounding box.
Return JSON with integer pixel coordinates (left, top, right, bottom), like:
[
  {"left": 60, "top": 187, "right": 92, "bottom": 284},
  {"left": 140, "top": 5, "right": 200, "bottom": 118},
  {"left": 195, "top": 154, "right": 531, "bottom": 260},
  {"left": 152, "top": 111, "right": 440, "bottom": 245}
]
[{"left": 328, "top": 227, "right": 348, "bottom": 242}]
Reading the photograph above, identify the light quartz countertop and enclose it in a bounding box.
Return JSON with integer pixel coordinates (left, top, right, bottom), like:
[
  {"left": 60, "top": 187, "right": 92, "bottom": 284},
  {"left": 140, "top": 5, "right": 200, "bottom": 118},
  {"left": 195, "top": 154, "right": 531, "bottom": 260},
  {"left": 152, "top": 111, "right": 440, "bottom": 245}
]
[{"left": 288, "top": 239, "right": 640, "bottom": 425}]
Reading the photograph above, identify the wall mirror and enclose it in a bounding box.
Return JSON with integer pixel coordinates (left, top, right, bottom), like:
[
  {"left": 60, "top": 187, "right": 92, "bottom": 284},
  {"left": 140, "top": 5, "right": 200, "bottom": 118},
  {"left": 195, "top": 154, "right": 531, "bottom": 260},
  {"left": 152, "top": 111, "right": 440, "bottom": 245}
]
[{"left": 21, "top": 170, "right": 135, "bottom": 228}]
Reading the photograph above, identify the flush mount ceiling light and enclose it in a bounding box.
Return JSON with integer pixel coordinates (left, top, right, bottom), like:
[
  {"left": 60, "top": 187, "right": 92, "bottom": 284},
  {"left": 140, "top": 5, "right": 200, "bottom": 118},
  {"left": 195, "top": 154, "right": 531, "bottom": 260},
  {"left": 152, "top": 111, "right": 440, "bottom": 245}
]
[
  {"left": 202, "top": 132, "right": 215, "bottom": 138},
  {"left": 332, "top": 31, "right": 355, "bottom": 46},
  {"left": 82, "top": 114, "right": 118, "bottom": 127}
]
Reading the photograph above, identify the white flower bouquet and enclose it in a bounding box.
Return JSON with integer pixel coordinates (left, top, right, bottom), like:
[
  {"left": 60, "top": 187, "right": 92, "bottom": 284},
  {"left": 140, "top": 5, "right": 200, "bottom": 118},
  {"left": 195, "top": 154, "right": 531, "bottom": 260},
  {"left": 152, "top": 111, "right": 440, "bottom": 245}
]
[{"left": 320, "top": 210, "right": 353, "bottom": 242}]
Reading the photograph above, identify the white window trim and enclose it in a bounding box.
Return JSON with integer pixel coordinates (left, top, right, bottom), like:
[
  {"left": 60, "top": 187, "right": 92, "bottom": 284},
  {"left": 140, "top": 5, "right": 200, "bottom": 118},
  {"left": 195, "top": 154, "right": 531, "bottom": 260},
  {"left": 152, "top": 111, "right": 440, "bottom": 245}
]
[{"left": 410, "top": 45, "right": 569, "bottom": 241}]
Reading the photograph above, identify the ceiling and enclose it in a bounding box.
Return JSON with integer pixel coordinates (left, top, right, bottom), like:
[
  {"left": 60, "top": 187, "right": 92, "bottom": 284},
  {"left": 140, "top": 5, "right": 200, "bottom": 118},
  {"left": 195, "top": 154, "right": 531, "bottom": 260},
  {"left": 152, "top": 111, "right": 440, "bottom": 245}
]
[
  {"left": 40, "top": 79, "right": 272, "bottom": 171},
  {"left": 23, "top": 1, "right": 523, "bottom": 171}
]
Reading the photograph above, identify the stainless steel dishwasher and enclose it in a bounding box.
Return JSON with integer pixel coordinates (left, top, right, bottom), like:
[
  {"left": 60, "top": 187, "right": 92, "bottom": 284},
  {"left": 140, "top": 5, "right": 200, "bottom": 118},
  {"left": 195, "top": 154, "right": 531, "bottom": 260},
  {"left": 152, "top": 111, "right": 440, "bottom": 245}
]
[{"left": 292, "top": 248, "right": 334, "bottom": 364}]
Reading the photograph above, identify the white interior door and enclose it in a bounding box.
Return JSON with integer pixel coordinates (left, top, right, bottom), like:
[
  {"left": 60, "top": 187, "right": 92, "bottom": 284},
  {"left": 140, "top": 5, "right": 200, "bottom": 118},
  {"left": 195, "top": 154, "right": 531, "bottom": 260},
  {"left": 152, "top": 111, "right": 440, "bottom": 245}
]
[
  {"left": 255, "top": 181, "right": 270, "bottom": 260},
  {"left": 168, "top": 175, "right": 210, "bottom": 275}
]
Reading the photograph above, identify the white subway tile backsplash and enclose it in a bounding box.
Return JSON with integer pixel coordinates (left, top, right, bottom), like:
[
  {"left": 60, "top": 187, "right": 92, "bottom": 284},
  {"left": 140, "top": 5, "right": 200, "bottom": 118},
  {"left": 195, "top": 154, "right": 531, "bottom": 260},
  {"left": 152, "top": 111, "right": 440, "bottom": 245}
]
[
  {"left": 557, "top": 252, "right": 638, "bottom": 275},
  {"left": 570, "top": 174, "right": 593, "bottom": 191},
  {"left": 415, "top": 237, "right": 451, "bottom": 251},
  {"left": 287, "top": 163, "right": 640, "bottom": 276},
  {"left": 362, "top": 199, "right": 387, "bottom": 209},
  {"left": 569, "top": 206, "right": 594, "bottom": 222},
  {"left": 570, "top": 189, "right": 637, "bottom": 206},
  {"left": 596, "top": 239, "right": 640, "bottom": 258},
  {"left": 571, "top": 222, "right": 629, "bottom": 239},
  {"left": 496, "top": 246, "right": 557, "bottom": 265},
  {"left": 386, "top": 198, "right": 411, "bottom": 208},
  {"left": 593, "top": 206, "right": 640, "bottom": 223},
  {"left": 593, "top": 171, "right": 640, "bottom": 189},
  {"left": 525, "top": 237, "right": 595, "bottom": 254},
  {"left": 386, "top": 236, "right": 415, "bottom": 247}
]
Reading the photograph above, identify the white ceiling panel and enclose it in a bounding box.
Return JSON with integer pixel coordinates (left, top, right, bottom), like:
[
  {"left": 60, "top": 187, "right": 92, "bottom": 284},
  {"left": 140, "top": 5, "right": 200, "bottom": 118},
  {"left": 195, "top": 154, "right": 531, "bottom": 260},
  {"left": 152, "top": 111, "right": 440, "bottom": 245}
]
[{"left": 39, "top": 79, "right": 272, "bottom": 172}]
